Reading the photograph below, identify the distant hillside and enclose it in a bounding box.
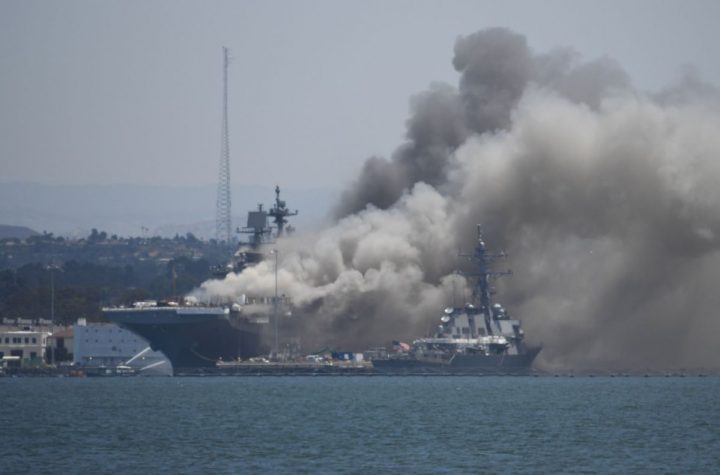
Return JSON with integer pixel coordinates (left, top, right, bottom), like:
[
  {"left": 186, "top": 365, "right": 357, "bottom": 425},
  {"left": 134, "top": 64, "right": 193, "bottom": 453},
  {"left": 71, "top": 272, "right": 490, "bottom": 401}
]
[
  {"left": 0, "top": 224, "right": 39, "bottom": 239},
  {"left": 0, "top": 182, "right": 338, "bottom": 238}
]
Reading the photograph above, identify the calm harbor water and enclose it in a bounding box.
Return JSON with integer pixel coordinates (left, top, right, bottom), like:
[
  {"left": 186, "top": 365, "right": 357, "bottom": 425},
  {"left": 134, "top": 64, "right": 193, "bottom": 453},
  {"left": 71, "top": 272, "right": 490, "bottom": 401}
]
[{"left": 2, "top": 376, "right": 718, "bottom": 474}]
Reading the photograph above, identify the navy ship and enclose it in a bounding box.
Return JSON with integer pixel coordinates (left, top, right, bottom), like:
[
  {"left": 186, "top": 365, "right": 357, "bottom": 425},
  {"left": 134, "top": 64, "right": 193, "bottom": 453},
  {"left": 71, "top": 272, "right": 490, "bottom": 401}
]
[
  {"left": 372, "top": 226, "right": 541, "bottom": 374},
  {"left": 104, "top": 187, "right": 297, "bottom": 373},
  {"left": 103, "top": 301, "right": 266, "bottom": 369}
]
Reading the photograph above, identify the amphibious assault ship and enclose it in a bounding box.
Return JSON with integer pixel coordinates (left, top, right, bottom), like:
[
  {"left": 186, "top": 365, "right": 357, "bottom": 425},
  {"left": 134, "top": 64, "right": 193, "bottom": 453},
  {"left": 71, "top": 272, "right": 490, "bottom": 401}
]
[
  {"left": 372, "top": 226, "right": 541, "bottom": 374},
  {"left": 103, "top": 187, "right": 297, "bottom": 373}
]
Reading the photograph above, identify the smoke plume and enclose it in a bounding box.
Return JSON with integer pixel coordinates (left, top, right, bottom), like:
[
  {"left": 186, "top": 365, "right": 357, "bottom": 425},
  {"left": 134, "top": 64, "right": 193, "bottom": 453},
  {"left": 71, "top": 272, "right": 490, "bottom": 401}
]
[{"left": 196, "top": 27, "right": 720, "bottom": 371}]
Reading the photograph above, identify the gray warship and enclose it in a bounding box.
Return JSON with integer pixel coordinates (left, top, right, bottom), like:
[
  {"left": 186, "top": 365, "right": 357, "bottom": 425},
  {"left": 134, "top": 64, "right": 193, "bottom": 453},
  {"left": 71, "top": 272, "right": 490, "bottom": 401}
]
[
  {"left": 104, "top": 187, "right": 297, "bottom": 373},
  {"left": 372, "top": 226, "right": 541, "bottom": 374},
  {"left": 212, "top": 186, "right": 298, "bottom": 278}
]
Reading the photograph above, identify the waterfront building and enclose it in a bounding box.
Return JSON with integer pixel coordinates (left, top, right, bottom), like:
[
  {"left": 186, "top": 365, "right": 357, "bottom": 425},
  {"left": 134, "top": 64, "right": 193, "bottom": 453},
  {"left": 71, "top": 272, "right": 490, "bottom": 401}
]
[
  {"left": 47, "top": 327, "right": 74, "bottom": 363},
  {"left": 0, "top": 330, "right": 51, "bottom": 367}
]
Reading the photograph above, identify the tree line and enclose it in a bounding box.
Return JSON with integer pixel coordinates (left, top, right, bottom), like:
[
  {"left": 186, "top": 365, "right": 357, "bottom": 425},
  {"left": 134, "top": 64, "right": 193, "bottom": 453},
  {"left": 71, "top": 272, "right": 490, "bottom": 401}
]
[{"left": 0, "top": 256, "right": 216, "bottom": 325}]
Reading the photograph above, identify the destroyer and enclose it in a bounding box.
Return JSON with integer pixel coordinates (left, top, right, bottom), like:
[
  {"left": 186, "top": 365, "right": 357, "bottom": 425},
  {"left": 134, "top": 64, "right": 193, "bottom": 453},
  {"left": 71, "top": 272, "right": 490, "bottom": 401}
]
[
  {"left": 104, "top": 187, "right": 297, "bottom": 373},
  {"left": 373, "top": 226, "right": 541, "bottom": 374}
]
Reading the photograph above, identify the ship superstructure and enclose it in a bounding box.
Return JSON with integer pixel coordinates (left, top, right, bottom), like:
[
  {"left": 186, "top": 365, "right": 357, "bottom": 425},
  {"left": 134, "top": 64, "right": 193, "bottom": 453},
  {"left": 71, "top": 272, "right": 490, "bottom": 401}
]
[
  {"left": 213, "top": 186, "right": 297, "bottom": 277},
  {"left": 268, "top": 185, "right": 298, "bottom": 237},
  {"left": 373, "top": 226, "right": 541, "bottom": 373},
  {"left": 105, "top": 188, "right": 298, "bottom": 373}
]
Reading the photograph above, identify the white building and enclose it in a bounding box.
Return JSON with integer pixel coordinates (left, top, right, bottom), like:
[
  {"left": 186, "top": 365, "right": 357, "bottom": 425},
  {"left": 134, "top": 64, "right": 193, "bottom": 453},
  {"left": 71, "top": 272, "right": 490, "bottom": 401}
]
[
  {"left": 0, "top": 330, "right": 51, "bottom": 366},
  {"left": 73, "top": 320, "right": 168, "bottom": 373}
]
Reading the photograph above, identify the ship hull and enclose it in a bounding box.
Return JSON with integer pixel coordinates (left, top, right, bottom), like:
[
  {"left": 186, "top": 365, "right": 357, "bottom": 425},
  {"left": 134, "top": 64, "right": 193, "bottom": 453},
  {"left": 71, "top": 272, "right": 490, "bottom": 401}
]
[
  {"left": 104, "top": 307, "right": 266, "bottom": 372},
  {"left": 372, "top": 347, "right": 541, "bottom": 374}
]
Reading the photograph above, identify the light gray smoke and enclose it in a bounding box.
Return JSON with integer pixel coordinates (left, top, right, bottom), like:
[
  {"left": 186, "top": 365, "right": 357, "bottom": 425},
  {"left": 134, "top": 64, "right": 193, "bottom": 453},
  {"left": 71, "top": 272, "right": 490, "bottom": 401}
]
[
  {"left": 195, "top": 28, "right": 720, "bottom": 371},
  {"left": 452, "top": 91, "right": 720, "bottom": 370}
]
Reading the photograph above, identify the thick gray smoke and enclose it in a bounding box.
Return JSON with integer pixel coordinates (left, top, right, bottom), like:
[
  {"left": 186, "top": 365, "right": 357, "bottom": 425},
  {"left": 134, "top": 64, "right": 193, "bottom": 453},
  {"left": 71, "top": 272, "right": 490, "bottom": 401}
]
[
  {"left": 196, "top": 28, "right": 720, "bottom": 371},
  {"left": 198, "top": 184, "right": 465, "bottom": 350},
  {"left": 454, "top": 92, "right": 720, "bottom": 370}
]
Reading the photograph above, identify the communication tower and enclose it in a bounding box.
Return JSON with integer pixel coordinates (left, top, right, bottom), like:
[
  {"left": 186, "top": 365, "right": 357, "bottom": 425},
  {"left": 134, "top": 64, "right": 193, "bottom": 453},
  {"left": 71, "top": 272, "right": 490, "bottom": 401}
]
[{"left": 216, "top": 46, "right": 233, "bottom": 243}]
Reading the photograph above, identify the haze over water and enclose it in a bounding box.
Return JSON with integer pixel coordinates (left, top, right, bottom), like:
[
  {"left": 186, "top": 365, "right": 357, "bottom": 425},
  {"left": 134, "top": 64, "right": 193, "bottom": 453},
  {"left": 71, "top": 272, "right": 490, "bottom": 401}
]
[{"left": 3, "top": 376, "right": 718, "bottom": 473}]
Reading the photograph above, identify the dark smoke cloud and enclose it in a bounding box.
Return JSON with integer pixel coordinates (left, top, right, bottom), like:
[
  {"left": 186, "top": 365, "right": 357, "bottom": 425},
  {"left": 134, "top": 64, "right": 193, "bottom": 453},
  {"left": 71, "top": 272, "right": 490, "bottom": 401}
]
[
  {"left": 335, "top": 27, "right": 634, "bottom": 218},
  {"left": 453, "top": 28, "right": 532, "bottom": 133},
  {"left": 334, "top": 83, "right": 466, "bottom": 216},
  {"left": 534, "top": 50, "right": 631, "bottom": 109},
  {"left": 197, "top": 27, "right": 720, "bottom": 371},
  {"left": 335, "top": 28, "right": 529, "bottom": 217}
]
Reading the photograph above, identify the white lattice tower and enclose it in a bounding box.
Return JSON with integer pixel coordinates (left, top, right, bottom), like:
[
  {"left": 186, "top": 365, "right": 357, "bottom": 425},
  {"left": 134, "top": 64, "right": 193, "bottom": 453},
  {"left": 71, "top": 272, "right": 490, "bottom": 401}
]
[{"left": 216, "top": 46, "right": 233, "bottom": 243}]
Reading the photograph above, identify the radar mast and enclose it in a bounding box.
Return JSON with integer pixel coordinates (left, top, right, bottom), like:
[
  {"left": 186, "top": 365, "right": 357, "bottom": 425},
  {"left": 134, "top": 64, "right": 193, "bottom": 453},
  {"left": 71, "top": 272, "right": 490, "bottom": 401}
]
[
  {"left": 460, "top": 225, "right": 511, "bottom": 335},
  {"left": 268, "top": 185, "right": 298, "bottom": 237}
]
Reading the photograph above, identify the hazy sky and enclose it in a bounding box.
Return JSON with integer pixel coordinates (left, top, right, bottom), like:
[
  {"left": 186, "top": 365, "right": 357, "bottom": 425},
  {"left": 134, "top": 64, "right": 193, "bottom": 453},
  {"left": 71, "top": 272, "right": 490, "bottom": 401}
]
[{"left": 1, "top": 0, "right": 719, "bottom": 189}]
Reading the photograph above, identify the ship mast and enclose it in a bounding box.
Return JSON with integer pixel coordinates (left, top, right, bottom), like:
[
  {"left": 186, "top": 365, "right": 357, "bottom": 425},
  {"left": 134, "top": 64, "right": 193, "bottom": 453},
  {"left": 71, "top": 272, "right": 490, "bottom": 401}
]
[
  {"left": 268, "top": 185, "right": 298, "bottom": 237},
  {"left": 460, "top": 225, "right": 511, "bottom": 335}
]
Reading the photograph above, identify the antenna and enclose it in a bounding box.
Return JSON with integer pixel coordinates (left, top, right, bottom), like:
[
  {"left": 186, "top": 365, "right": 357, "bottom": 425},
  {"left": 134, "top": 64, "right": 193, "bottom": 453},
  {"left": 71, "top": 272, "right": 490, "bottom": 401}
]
[
  {"left": 216, "top": 46, "right": 233, "bottom": 243},
  {"left": 459, "top": 224, "right": 511, "bottom": 336},
  {"left": 452, "top": 271, "right": 457, "bottom": 308},
  {"left": 268, "top": 185, "right": 299, "bottom": 237}
]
